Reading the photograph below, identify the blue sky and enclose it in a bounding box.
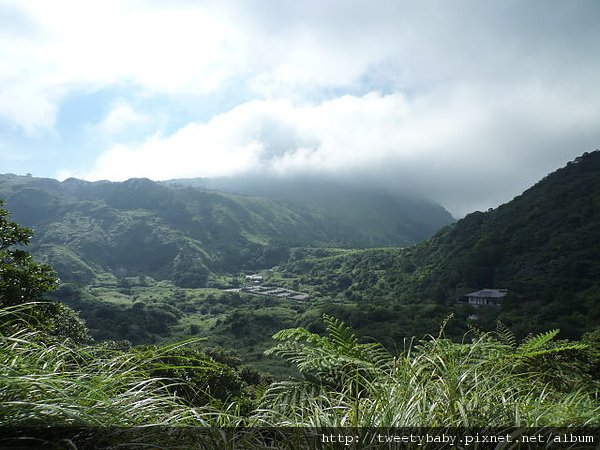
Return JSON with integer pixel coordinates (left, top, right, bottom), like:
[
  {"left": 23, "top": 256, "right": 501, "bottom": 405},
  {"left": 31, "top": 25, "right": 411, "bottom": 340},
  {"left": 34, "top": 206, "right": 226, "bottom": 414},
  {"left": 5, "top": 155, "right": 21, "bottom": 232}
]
[{"left": 1, "top": 0, "right": 599, "bottom": 216}]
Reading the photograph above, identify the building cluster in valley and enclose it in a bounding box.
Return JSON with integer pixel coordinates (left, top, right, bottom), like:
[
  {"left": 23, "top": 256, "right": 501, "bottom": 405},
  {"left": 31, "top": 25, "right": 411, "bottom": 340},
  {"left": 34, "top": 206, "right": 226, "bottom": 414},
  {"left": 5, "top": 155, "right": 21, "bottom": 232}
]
[
  {"left": 224, "top": 274, "right": 309, "bottom": 301},
  {"left": 240, "top": 285, "right": 309, "bottom": 301}
]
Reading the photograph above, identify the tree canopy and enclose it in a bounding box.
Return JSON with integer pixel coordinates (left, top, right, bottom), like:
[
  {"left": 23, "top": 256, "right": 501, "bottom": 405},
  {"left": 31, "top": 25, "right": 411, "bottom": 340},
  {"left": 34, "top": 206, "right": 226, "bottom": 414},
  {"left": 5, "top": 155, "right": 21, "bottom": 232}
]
[
  {"left": 0, "top": 200, "right": 57, "bottom": 307},
  {"left": 0, "top": 200, "right": 89, "bottom": 342}
]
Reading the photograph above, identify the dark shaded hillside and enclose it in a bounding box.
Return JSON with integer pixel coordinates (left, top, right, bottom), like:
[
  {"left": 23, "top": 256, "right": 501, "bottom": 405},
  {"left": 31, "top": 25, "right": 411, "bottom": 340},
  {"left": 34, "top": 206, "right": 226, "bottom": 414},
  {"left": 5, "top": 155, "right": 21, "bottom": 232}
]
[
  {"left": 276, "top": 151, "right": 600, "bottom": 340},
  {"left": 168, "top": 176, "right": 454, "bottom": 245},
  {"left": 0, "top": 175, "right": 452, "bottom": 286}
]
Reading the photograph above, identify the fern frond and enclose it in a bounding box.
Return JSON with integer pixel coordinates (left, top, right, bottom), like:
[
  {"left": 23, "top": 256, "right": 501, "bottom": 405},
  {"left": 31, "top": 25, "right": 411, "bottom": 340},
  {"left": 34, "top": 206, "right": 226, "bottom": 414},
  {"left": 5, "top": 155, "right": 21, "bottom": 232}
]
[
  {"left": 323, "top": 315, "right": 358, "bottom": 352},
  {"left": 519, "top": 329, "right": 560, "bottom": 354},
  {"left": 496, "top": 321, "right": 517, "bottom": 348},
  {"left": 271, "top": 327, "right": 323, "bottom": 345},
  {"left": 515, "top": 343, "right": 587, "bottom": 359}
]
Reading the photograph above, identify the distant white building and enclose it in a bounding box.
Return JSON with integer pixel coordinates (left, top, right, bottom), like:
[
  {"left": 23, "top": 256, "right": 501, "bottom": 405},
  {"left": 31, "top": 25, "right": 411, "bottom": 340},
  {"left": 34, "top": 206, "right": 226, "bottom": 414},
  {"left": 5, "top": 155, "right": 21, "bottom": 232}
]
[
  {"left": 245, "top": 274, "right": 263, "bottom": 282},
  {"left": 464, "top": 288, "right": 507, "bottom": 307}
]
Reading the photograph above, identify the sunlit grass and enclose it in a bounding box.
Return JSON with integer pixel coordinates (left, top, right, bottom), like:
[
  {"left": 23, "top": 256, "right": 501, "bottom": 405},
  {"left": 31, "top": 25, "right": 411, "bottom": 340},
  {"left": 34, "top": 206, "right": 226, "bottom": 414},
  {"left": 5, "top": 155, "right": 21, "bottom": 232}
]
[
  {"left": 255, "top": 316, "right": 599, "bottom": 427},
  {"left": 1, "top": 305, "right": 597, "bottom": 431},
  {"left": 0, "top": 304, "right": 240, "bottom": 428}
]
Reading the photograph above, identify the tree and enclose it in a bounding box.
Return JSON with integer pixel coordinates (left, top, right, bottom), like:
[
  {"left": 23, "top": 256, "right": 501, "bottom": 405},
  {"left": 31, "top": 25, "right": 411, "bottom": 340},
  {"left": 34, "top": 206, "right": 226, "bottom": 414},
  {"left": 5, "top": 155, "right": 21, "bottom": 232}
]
[
  {"left": 0, "top": 200, "right": 57, "bottom": 306},
  {"left": 171, "top": 248, "right": 209, "bottom": 288},
  {"left": 0, "top": 201, "right": 90, "bottom": 343}
]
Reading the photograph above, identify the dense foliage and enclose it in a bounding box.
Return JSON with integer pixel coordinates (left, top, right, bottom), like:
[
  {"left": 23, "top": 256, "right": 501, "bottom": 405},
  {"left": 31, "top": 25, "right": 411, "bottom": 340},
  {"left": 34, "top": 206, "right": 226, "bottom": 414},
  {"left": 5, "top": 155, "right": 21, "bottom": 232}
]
[
  {"left": 0, "top": 201, "right": 597, "bottom": 445},
  {"left": 0, "top": 200, "right": 57, "bottom": 306},
  {"left": 0, "top": 201, "right": 89, "bottom": 343},
  {"left": 0, "top": 175, "right": 452, "bottom": 287},
  {"left": 259, "top": 316, "right": 598, "bottom": 427},
  {"left": 272, "top": 151, "right": 600, "bottom": 341},
  {"left": 1, "top": 155, "right": 598, "bottom": 448},
  {"left": 1, "top": 306, "right": 597, "bottom": 449},
  {"left": 0, "top": 305, "right": 264, "bottom": 429},
  {"left": 0, "top": 209, "right": 266, "bottom": 430}
]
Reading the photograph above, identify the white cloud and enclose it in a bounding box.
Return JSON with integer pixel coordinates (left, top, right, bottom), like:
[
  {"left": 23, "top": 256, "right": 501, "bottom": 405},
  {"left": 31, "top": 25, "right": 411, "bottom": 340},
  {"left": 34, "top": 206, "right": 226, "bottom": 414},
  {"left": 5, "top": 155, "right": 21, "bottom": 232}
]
[
  {"left": 69, "top": 82, "right": 600, "bottom": 216},
  {"left": 7, "top": 0, "right": 597, "bottom": 133},
  {"left": 3, "top": 0, "right": 600, "bottom": 215},
  {"left": 0, "top": 0, "right": 240, "bottom": 132},
  {"left": 93, "top": 101, "right": 148, "bottom": 137},
  {"left": 71, "top": 94, "right": 410, "bottom": 181}
]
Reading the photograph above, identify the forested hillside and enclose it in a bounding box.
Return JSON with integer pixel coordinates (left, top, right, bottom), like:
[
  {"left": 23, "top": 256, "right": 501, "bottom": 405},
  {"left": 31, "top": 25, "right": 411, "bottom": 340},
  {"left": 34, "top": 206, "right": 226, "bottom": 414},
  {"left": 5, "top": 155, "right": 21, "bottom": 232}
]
[
  {"left": 274, "top": 151, "right": 600, "bottom": 341},
  {"left": 0, "top": 154, "right": 599, "bottom": 444},
  {"left": 168, "top": 175, "right": 454, "bottom": 246},
  {"left": 1, "top": 152, "right": 598, "bottom": 369},
  {"left": 1, "top": 200, "right": 598, "bottom": 436},
  {"left": 0, "top": 175, "right": 453, "bottom": 287}
]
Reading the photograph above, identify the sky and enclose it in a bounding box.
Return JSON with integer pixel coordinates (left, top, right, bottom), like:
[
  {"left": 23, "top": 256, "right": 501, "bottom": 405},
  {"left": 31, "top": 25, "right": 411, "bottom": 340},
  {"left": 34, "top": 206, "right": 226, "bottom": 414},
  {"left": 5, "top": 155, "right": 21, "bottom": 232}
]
[{"left": 1, "top": 0, "right": 599, "bottom": 217}]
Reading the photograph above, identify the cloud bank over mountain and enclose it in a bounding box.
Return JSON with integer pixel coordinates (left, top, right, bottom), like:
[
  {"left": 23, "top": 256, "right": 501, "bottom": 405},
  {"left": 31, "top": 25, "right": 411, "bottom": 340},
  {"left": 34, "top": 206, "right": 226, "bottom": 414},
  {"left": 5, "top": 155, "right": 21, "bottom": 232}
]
[{"left": 1, "top": 0, "right": 599, "bottom": 216}]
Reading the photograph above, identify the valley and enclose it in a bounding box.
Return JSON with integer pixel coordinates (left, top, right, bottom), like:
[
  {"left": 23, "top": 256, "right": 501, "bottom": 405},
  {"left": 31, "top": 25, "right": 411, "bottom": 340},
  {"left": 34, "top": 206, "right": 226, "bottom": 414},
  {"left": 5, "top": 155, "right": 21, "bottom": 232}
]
[
  {"left": 1, "top": 152, "right": 600, "bottom": 373},
  {"left": 2, "top": 1, "right": 598, "bottom": 441},
  {"left": 1, "top": 151, "right": 598, "bottom": 437}
]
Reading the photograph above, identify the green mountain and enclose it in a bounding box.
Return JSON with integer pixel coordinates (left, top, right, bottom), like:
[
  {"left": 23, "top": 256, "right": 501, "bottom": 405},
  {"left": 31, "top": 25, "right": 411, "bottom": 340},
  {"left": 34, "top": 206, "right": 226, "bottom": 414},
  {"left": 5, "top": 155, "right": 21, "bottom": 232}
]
[
  {"left": 273, "top": 151, "right": 600, "bottom": 341},
  {"left": 0, "top": 175, "right": 453, "bottom": 287},
  {"left": 168, "top": 175, "right": 454, "bottom": 246},
  {"left": 1, "top": 152, "right": 597, "bottom": 374},
  {"left": 1, "top": 176, "right": 597, "bottom": 437}
]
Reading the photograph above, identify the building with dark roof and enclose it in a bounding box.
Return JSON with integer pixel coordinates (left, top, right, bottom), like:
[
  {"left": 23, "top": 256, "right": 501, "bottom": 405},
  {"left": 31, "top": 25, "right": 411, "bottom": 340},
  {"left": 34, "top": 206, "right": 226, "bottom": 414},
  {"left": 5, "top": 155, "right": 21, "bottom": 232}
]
[{"left": 464, "top": 288, "right": 507, "bottom": 307}]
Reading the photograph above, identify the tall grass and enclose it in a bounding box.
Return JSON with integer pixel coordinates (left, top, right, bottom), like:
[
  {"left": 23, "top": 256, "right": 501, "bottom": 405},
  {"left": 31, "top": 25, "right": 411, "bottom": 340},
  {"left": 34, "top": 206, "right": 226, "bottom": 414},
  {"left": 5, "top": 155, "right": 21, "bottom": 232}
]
[
  {"left": 1, "top": 304, "right": 597, "bottom": 433},
  {"left": 255, "top": 315, "right": 599, "bottom": 427},
  {"left": 0, "top": 303, "right": 241, "bottom": 428}
]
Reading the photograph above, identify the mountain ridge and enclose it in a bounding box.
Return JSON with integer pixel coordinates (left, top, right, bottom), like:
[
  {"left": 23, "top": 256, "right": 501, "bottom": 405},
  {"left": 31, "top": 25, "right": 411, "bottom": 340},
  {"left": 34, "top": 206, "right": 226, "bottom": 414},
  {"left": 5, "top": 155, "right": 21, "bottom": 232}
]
[{"left": 0, "top": 174, "right": 453, "bottom": 286}]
